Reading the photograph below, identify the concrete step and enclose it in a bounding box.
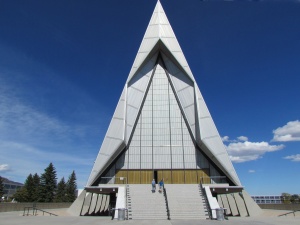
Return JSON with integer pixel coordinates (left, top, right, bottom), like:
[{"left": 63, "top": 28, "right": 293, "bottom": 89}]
[
  {"left": 127, "top": 184, "right": 168, "bottom": 220},
  {"left": 165, "top": 184, "right": 208, "bottom": 220}
]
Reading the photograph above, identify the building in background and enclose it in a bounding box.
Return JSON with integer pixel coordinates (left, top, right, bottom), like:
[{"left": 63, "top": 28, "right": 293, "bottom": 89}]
[
  {"left": 252, "top": 195, "right": 283, "bottom": 204},
  {"left": 1, "top": 177, "right": 23, "bottom": 200}
]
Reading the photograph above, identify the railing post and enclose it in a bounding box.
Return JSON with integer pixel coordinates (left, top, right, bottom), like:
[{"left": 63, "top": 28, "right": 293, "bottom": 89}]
[
  {"left": 163, "top": 186, "right": 170, "bottom": 220},
  {"left": 200, "top": 182, "right": 212, "bottom": 220}
]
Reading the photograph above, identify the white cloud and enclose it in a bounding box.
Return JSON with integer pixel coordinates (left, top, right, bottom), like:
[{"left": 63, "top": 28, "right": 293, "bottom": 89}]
[
  {"left": 248, "top": 170, "right": 255, "bottom": 173},
  {"left": 0, "top": 164, "right": 10, "bottom": 172},
  {"left": 272, "top": 120, "right": 300, "bottom": 142},
  {"left": 237, "top": 136, "right": 248, "bottom": 142},
  {"left": 222, "top": 136, "right": 248, "bottom": 143},
  {"left": 283, "top": 154, "right": 300, "bottom": 162},
  {"left": 222, "top": 136, "right": 230, "bottom": 142},
  {"left": 226, "top": 141, "right": 284, "bottom": 163}
]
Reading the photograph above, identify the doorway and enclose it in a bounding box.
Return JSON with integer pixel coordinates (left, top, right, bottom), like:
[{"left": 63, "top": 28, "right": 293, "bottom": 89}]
[{"left": 154, "top": 170, "right": 158, "bottom": 183}]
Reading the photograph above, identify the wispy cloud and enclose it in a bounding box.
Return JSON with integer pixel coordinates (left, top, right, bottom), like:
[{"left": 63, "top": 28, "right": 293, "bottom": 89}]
[
  {"left": 0, "top": 140, "right": 94, "bottom": 187},
  {"left": 224, "top": 136, "right": 284, "bottom": 163},
  {"left": 248, "top": 170, "right": 255, "bottom": 173},
  {"left": 0, "top": 90, "right": 70, "bottom": 144},
  {"left": 0, "top": 164, "right": 10, "bottom": 172},
  {"left": 283, "top": 154, "right": 300, "bottom": 162},
  {"left": 272, "top": 120, "right": 300, "bottom": 142},
  {"left": 237, "top": 136, "right": 248, "bottom": 142},
  {"left": 0, "top": 45, "right": 106, "bottom": 188}
]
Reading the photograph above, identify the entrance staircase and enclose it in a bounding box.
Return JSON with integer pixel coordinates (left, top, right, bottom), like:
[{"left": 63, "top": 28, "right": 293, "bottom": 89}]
[
  {"left": 165, "top": 184, "right": 209, "bottom": 219},
  {"left": 126, "top": 184, "right": 209, "bottom": 220},
  {"left": 127, "top": 184, "right": 168, "bottom": 219}
]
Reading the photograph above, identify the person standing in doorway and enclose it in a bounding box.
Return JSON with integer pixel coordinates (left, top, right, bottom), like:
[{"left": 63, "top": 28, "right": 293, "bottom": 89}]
[{"left": 151, "top": 179, "right": 156, "bottom": 193}]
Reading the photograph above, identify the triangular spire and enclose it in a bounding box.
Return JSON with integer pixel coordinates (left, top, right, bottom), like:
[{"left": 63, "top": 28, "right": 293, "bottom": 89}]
[
  {"left": 127, "top": 0, "right": 193, "bottom": 83},
  {"left": 87, "top": 1, "right": 241, "bottom": 187}
]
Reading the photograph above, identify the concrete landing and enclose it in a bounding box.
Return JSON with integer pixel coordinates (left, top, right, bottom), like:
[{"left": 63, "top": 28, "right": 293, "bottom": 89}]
[{"left": 1, "top": 209, "right": 300, "bottom": 225}]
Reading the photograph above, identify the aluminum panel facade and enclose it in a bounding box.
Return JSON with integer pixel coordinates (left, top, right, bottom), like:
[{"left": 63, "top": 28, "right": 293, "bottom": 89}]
[
  {"left": 87, "top": 139, "right": 124, "bottom": 185},
  {"left": 87, "top": 1, "right": 242, "bottom": 187}
]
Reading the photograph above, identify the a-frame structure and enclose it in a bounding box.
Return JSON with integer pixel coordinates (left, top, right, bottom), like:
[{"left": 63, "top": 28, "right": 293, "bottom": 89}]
[
  {"left": 69, "top": 1, "right": 262, "bottom": 219},
  {"left": 87, "top": 1, "right": 240, "bottom": 187}
]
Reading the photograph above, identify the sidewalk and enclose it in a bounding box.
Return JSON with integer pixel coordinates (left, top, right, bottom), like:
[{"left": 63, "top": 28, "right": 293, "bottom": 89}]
[{"left": 0, "top": 209, "right": 299, "bottom": 225}]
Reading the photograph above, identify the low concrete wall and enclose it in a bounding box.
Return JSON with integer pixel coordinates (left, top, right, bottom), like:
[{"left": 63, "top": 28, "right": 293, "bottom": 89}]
[
  {"left": 0, "top": 203, "right": 72, "bottom": 212},
  {"left": 259, "top": 204, "right": 300, "bottom": 211}
]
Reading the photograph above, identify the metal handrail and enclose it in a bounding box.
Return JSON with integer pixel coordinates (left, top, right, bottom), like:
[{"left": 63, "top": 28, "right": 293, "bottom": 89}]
[
  {"left": 99, "top": 176, "right": 128, "bottom": 185},
  {"left": 200, "top": 180, "right": 212, "bottom": 219},
  {"left": 126, "top": 184, "right": 129, "bottom": 220},
  {"left": 200, "top": 176, "right": 227, "bottom": 184},
  {"left": 278, "top": 210, "right": 300, "bottom": 217},
  {"left": 163, "top": 186, "right": 170, "bottom": 220},
  {"left": 23, "top": 207, "right": 58, "bottom": 216}
]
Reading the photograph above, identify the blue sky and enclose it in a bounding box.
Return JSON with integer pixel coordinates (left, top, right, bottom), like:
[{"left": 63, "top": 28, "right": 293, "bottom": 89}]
[{"left": 0, "top": 0, "right": 300, "bottom": 195}]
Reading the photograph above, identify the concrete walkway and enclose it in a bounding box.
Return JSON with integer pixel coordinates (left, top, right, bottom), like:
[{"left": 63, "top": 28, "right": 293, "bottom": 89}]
[{"left": 1, "top": 209, "right": 300, "bottom": 225}]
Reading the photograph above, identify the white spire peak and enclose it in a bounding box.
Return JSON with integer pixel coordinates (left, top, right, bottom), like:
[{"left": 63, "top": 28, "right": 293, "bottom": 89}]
[{"left": 127, "top": 0, "right": 193, "bottom": 82}]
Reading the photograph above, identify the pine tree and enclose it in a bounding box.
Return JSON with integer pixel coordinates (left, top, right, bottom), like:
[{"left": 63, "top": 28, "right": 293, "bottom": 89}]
[
  {"left": 13, "top": 174, "right": 34, "bottom": 202},
  {"left": 38, "top": 163, "right": 57, "bottom": 202},
  {"left": 13, "top": 187, "right": 28, "bottom": 202},
  {"left": 24, "top": 174, "right": 34, "bottom": 202},
  {"left": 65, "top": 171, "right": 77, "bottom": 202},
  {"left": 55, "top": 177, "right": 66, "bottom": 202},
  {"left": 32, "top": 173, "right": 40, "bottom": 202},
  {"left": 0, "top": 176, "right": 4, "bottom": 199}
]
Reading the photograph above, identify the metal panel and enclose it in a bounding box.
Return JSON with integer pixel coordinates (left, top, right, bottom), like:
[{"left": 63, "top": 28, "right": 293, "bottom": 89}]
[
  {"left": 161, "top": 37, "right": 180, "bottom": 53},
  {"left": 220, "top": 194, "right": 231, "bottom": 215},
  {"left": 171, "top": 147, "right": 184, "bottom": 169},
  {"left": 218, "top": 195, "right": 224, "bottom": 209},
  {"left": 140, "top": 171, "right": 152, "bottom": 184},
  {"left": 227, "top": 194, "right": 239, "bottom": 216},
  {"left": 144, "top": 25, "right": 160, "bottom": 39},
  {"left": 81, "top": 193, "right": 92, "bottom": 215},
  {"left": 100, "top": 195, "right": 107, "bottom": 213},
  {"left": 105, "top": 195, "right": 111, "bottom": 212},
  {"left": 113, "top": 88, "right": 126, "bottom": 120},
  {"left": 185, "top": 170, "right": 198, "bottom": 184},
  {"left": 162, "top": 53, "right": 196, "bottom": 138},
  {"left": 95, "top": 194, "right": 102, "bottom": 214},
  {"left": 126, "top": 58, "right": 156, "bottom": 143},
  {"left": 88, "top": 193, "right": 98, "bottom": 215},
  {"left": 233, "top": 193, "right": 248, "bottom": 217},
  {"left": 172, "top": 170, "right": 184, "bottom": 184},
  {"left": 149, "top": 8, "right": 169, "bottom": 25}
]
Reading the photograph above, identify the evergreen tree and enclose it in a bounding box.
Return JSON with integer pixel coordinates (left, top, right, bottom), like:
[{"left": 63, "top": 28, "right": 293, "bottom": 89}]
[
  {"left": 24, "top": 174, "right": 34, "bottom": 202},
  {"left": 65, "top": 170, "right": 77, "bottom": 202},
  {"left": 13, "top": 174, "right": 33, "bottom": 202},
  {"left": 13, "top": 173, "right": 40, "bottom": 202},
  {"left": 0, "top": 176, "right": 4, "bottom": 199},
  {"left": 38, "top": 163, "right": 57, "bottom": 202},
  {"left": 55, "top": 177, "right": 66, "bottom": 202},
  {"left": 13, "top": 187, "right": 28, "bottom": 202},
  {"left": 32, "top": 173, "right": 40, "bottom": 202}
]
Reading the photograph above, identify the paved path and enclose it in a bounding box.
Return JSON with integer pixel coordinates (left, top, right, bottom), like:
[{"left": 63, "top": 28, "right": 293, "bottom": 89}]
[{"left": 0, "top": 209, "right": 299, "bottom": 225}]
